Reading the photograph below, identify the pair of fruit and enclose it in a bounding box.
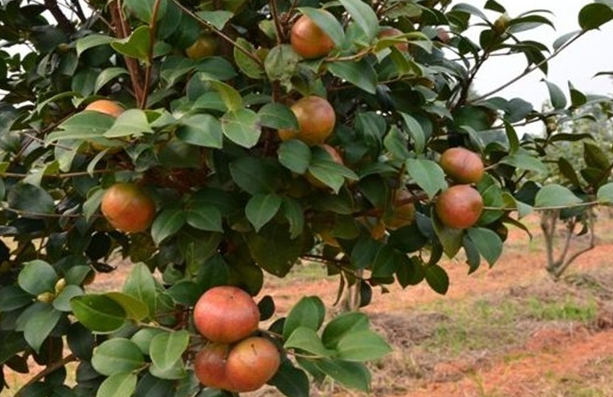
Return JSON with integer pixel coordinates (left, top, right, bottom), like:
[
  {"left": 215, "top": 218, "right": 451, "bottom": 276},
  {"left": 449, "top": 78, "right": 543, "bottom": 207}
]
[
  {"left": 193, "top": 286, "right": 281, "bottom": 393},
  {"left": 435, "top": 147, "right": 485, "bottom": 229}
]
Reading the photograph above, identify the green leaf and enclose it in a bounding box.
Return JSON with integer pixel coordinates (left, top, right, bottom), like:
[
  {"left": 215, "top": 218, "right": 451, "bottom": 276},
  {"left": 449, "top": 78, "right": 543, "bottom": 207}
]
[
  {"left": 104, "top": 292, "right": 149, "bottom": 321},
  {"left": 76, "top": 34, "right": 113, "bottom": 56},
  {"left": 499, "top": 150, "right": 548, "bottom": 174},
  {"left": 95, "top": 67, "right": 129, "bottom": 93},
  {"left": 399, "top": 113, "right": 426, "bottom": 154},
  {"left": 259, "top": 103, "right": 299, "bottom": 130},
  {"left": 150, "top": 330, "right": 190, "bottom": 371},
  {"left": 111, "top": 26, "right": 152, "bottom": 63},
  {"left": 283, "top": 296, "right": 325, "bottom": 339},
  {"left": 285, "top": 327, "right": 332, "bottom": 357},
  {"left": 92, "top": 338, "right": 145, "bottom": 376},
  {"left": 131, "top": 328, "right": 164, "bottom": 355},
  {"left": 201, "top": 77, "right": 243, "bottom": 110},
  {"left": 53, "top": 285, "right": 84, "bottom": 312},
  {"left": 18, "top": 260, "right": 58, "bottom": 295},
  {"left": 196, "top": 10, "right": 234, "bottom": 30},
  {"left": 234, "top": 37, "right": 264, "bottom": 79},
  {"left": 185, "top": 203, "right": 223, "bottom": 232},
  {"left": 123, "top": 263, "right": 158, "bottom": 319},
  {"left": 282, "top": 197, "right": 305, "bottom": 239},
  {"left": 176, "top": 114, "right": 223, "bottom": 149},
  {"left": 24, "top": 304, "right": 62, "bottom": 353},
  {"left": 278, "top": 139, "right": 311, "bottom": 174},
  {"left": 104, "top": 109, "right": 153, "bottom": 138},
  {"left": 466, "top": 228, "right": 503, "bottom": 267},
  {"left": 405, "top": 158, "right": 448, "bottom": 199},
  {"left": 327, "top": 60, "right": 377, "bottom": 94},
  {"left": 335, "top": 330, "right": 392, "bottom": 362},
  {"left": 314, "top": 359, "right": 370, "bottom": 392},
  {"left": 47, "top": 112, "right": 114, "bottom": 142},
  {"left": 433, "top": 212, "right": 464, "bottom": 258},
  {"left": 70, "top": 294, "right": 127, "bottom": 333},
  {"left": 339, "top": 0, "right": 379, "bottom": 40},
  {"left": 424, "top": 264, "right": 449, "bottom": 295},
  {"left": 245, "top": 194, "right": 283, "bottom": 232},
  {"left": 265, "top": 44, "right": 300, "bottom": 88},
  {"left": 298, "top": 8, "right": 345, "bottom": 47},
  {"left": 578, "top": 3, "right": 613, "bottom": 30},
  {"left": 221, "top": 107, "right": 261, "bottom": 148},
  {"left": 598, "top": 183, "right": 613, "bottom": 204},
  {"left": 230, "top": 157, "right": 279, "bottom": 194},
  {"left": 0, "top": 286, "right": 32, "bottom": 311},
  {"left": 322, "top": 312, "right": 370, "bottom": 349},
  {"left": 308, "top": 150, "right": 358, "bottom": 193},
  {"left": 124, "top": 0, "right": 167, "bottom": 22},
  {"left": 246, "top": 223, "right": 307, "bottom": 277},
  {"left": 269, "top": 361, "right": 310, "bottom": 397},
  {"left": 544, "top": 80, "right": 567, "bottom": 110},
  {"left": 97, "top": 372, "right": 138, "bottom": 397},
  {"left": 8, "top": 183, "right": 56, "bottom": 216},
  {"left": 151, "top": 208, "right": 186, "bottom": 245},
  {"left": 584, "top": 142, "right": 610, "bottom": 170},
  {"left": 149, "top": 358, "right": 187, "bottom": 380},
  {"left": 534, "top": 184, "right": 582, "bottom": 208}
]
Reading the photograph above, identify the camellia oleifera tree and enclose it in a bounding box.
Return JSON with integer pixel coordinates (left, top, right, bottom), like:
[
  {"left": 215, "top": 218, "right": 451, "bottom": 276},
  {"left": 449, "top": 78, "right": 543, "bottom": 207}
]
[{"left": 1, "top": 0, "right": 613, "bottom": 396}]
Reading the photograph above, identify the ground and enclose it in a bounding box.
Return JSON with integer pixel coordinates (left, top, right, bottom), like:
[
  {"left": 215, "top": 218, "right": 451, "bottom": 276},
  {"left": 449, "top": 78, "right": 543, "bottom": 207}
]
[{"left": 5, "top": 213, "right": 613, "bottom": 396}]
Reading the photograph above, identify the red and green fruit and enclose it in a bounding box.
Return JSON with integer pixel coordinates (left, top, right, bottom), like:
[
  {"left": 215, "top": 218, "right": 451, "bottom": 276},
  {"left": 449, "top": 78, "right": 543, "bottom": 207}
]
[
  {"left": 225, "top": 337, "right": 281, "bottom": 392},
  {"left": 278, "top": 96, "right": 336, "bottom": 146},
  {"left": 435, "top": 184, "right": 484, "bottom": 229},
  {"left": 100, "top": 183, "right": 156, "bottom": 233},
  {"left": 290, "top": 13, "right": 335, "bottom": 59},
  {"left": 439, "top": 147, "right": 485, "bottom": 184}
]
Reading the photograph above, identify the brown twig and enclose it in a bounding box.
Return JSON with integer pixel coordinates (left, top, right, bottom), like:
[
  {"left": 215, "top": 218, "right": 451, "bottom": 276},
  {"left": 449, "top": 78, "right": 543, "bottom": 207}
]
[
  {"left": 140, "top": 0, "right": 164, "bottom": 109},
  {"left": 14, "top": 354, "right": 78, "bottom": 397},
  {"left": 109, "top": 0, "right": 145, "bottom": 104},
  {"left": 44, "top": 0, "right": 74, "bottom": 33}
]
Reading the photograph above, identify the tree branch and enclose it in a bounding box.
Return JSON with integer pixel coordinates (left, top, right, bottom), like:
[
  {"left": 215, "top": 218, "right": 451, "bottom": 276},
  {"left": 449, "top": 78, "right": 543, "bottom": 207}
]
[
  {"left": 44, "top": 0, "right": 74, "bottom": 33},
  {"left": 15, "top": 354, "right": 78, "bottom": 397}
]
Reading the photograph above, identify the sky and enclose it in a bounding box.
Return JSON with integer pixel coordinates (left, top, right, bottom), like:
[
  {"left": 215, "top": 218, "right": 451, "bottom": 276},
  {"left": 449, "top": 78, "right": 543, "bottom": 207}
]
[{"left": 459, "top": 0, "right": 613, "bottom": 109}]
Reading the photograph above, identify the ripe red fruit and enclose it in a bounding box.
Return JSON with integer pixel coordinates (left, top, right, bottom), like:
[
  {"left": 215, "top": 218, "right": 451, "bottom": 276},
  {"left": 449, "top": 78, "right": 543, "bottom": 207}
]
[
  {"left": 194, "top": 343, "right": 232, "bottom": 391},
  {"left": 378, "top": 27, "right": 408, "bottom": 52},
  {"left": 278, "top": 96, "right": 336, "bottom": 146},
  {"left": 435, "top": 185, "right": 484, "bottom": 230},
  {"left": 193, "top": 286, "right": 260, "bottom": 344},
  {"left": 439, "top": 147, "right": 485, "bottom": 184},
  {"left": 100, "top": 183, "right": 156, "bottom": 233},
  {"left": 226, "top": 337, "right": 281, "bottom": 392},
  {"left": 290, "top": 13, "right": 334, "bottom": 59}
]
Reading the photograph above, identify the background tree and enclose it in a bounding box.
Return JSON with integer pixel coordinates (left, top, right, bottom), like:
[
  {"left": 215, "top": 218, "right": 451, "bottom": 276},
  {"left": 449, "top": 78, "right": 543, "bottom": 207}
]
[{"left": 0, "top": 0, "right": 613, "bottom": 396}]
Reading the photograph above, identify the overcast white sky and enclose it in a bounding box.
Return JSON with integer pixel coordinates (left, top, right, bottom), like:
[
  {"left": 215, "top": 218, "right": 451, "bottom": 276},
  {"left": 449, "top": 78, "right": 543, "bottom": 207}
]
[{"left": 459, "top": 0, "right": 613, "bottom": 109}]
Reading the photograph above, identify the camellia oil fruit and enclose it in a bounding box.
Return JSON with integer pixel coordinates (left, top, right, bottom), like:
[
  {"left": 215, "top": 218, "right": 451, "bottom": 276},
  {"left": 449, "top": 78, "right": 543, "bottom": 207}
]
[
  {"left": 100, "top": 183, "right": 156, "bottom": 233},
  {"left": 225, "top": 337, "right": 281, "bottom": 392},
  {"left": 194, "top": 343, "right": 232, "bottom": 391},
  {"left": 439, "top": 147, "right": 485, "bottom": 184},
  {"left": 85, "top": 99, "right": 125, "bottom": 118},
  {"left": 290, "top": 13, "right": 334, "bottom": 59},
  {"left": 193, "top": 286, "right": 260, "bottom": 344},
  {"left": 435, "top": 184, "right": 484, "bottom": 229},
  {"left": 278, "top": 96, "right": 336, "bottom": 146}
]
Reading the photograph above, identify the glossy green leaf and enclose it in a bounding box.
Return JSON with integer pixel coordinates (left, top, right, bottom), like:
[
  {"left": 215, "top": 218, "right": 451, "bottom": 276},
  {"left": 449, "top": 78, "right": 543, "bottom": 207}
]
[
  {"left": 151, "top": 208, "right": 186, "bottom": 245},
  {"left": 76, "top": 34, "right": 113, "bottom": 56},
  {"left": 221, "top": 107, "right": 261, "bottom": 148},
  {"left": 335, "top": 330, "right": 392, "bottom": 362},
  {"left": 544, "top": 80, "right": 567, "bottom": 110},
  {"left": 0, "top": 285, "right": 32, "bottom": 311},
  {"left": 97, "top": 372, "right": 138, "bottom": 397},
  {"left": 234, "top": 37, "right": 264, "bottom": 79},
  {"left": 8, "top": 183, "right": 56, "bottom": 216},
  {"left": 339, "top": 0, "right": 379, "bottom": 40},
  {"left": 282, "top": 197, "right": 305, "bottom": 239},
  {"left": 424, "top": 264, "right": 449, "bottom": 295},
  {"left": 196, "top": 10, "right": 234, "bottom": 30},
  {"left": 202, "top": 77, "right": 243, "bottom": 110},
  {"left": 283, "top": 296, "right": 326, "bottom": 339},
  {"left": 176, "top": 114, "right": 223, "bottom": 148},
  {"left": 95, "top": 67, "right": 129, "bottom": 93},
  {"left": 230, "top": 157, "right": 280, "bottom": 194},
  {"left": 278, "top": 139, "right": 311, "bottom": 174},
  {"left": 111, "top": 26, "right": 152, "bottom": 63},
  {"left": 53, "top": 285, "right": 84, "bottom": 312},
  {"left": 23, "top": 304, "right": 62, "bottom": 353},
  {"left": 534, "top": 184, "right": 582, "bottom": 208},
  {"left": 185, "top": 204, "right": 223, "bottom": 232},
  {"left": 499, "top": 150, "right": 548, "bottom": 174},
  {"left": 269, "top": 361, "right": 310, "bottom": 397},
  {"left": 405, "top": 158, "right": 447, "bottom": 199},
  {"left": 314, "top": 359, "right": 370, "bottom": 392},
  {"left": 245, "top": 193, "right": 282, "bottom": 232},
  {"left": 131, "top": 328, "right": 164, "bottom": 355},
  {"left": 328, "top": 60, "right": 377, "bottom": 94},
  {"left": 597, "top": 183, "right": 613, "bottom": 204},
  {"left": 124, "top": 0, "right": 167, "bottom": 22},
  {"left": 432, "top": 213, "right": 463, "bottom": 258},
  {"left": 322, "top": 312, "right": 370, "bottom": 349},
  {"left": 123, "top": 263, "right": 158, "bottom": 318},
  {"left": 285, "top": 327, "right": 332, "bottom": 357},
  {"left": 104, "top": 109, "right": 153, "bottom": 138},
  {"left": 264, "top": 44, "right": 300, "bottom": 88},
  {"left": 92, "top": 338, "right": 145, "bottom": 376},
  {"left": 149, "top": 358, "right": 187, "bottom": 380},
  {"left": 70, "top": 295, "right": 127, "bottom": 334},
  {"left": 104, "top": 292, "right": 149, "bottom": 321},
  {"left": 47, "top": 112, "right": 114, "bottom": 142},
  {"left": 466, "top": 228, "right": 503, "bottom": 267},
  {"left": 150, "top": 330, "right": 190, "bottom": 371},
  {"left": 578, "top": 3, "right": 613, "bottom": 30},
  {"left": 259, "top": 103, "right": 299, "bottom": 130},
  {"left": 18, "top": 260, "right": 58, "bottom": 295},
  {"left": 246, "top": 223, "right": 306, "bottom": 277}
]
